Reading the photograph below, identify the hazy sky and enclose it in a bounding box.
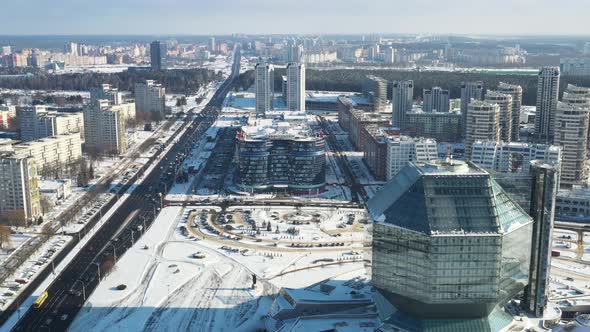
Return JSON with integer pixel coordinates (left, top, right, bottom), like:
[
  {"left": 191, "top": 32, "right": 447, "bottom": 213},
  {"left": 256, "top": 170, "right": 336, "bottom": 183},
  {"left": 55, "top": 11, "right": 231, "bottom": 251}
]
[{"left": 1, "top": 0, "right": 589, "bottom": 35}]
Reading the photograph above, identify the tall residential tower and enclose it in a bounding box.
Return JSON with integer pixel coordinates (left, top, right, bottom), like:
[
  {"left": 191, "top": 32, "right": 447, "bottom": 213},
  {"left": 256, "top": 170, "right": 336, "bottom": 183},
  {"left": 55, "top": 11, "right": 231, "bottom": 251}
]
[
  {"left": 255, "top": 63, "right": 274, "bottom": 118},
  {"left": 392, "top": 80, "right": 414, "bottom": 129},
  {"left": 286, "top": 63, "right": 305, "bottom": 112},
  {"left": 534, "top": 67, "right": 560, "bottom": 143}
]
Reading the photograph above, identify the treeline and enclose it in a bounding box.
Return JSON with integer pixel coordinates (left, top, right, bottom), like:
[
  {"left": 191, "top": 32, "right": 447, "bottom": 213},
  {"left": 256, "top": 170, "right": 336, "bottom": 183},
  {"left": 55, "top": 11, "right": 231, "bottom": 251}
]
[
  {"left": 235, "top": 68, "right": 590, "bottom": 106},
  {"left": 0, "top": 68, "right": 224, "bottom": 95}
]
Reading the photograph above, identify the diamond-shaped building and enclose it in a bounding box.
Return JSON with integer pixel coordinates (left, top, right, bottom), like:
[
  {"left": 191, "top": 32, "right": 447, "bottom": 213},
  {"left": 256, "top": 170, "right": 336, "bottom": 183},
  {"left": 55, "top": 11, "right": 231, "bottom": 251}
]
[{"left": 368, "top": 160, "right": 533, "bottom": 319}]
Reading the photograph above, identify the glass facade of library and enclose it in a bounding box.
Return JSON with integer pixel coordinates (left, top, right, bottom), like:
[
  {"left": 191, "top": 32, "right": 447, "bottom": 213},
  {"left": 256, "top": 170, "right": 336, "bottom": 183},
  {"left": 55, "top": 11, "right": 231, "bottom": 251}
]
[
  {"left": 236, "top": 137, "right": 325, "bottom": 193},
  {"left": 370, "top": 162, "right": 533, "bottom": 319}
]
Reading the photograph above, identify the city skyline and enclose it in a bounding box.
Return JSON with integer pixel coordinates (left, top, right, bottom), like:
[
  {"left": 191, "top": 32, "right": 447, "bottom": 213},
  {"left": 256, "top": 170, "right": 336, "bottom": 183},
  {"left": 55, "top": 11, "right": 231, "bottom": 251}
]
[{"left": 2, "top": 0, "right": 590, "bottom": 35}]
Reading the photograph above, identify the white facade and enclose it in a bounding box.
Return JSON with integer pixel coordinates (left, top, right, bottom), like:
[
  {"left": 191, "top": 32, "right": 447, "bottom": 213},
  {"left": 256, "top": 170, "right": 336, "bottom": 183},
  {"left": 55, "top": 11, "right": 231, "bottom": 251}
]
[
  {"left": 286, "top": 63, "right": 305, "bottom": 112},
  {"left": 497, "top": 82, "right": 523, "bottom": 142},
  {"left": 465, "top": 101, "right": 500, "bottom": 159},
  {"left": 460, "top": 81, "right": 484, "bottom": 137},
  {"left": 485, "top": 91, "right": 513, "bottom": 143},
  {"left": 255, "top": 63, "right": 274, "bottom": 117},
  {"left": 17, "top": 106, "right": 84, "bottom": 142},
  {"left": 83, "top": 104, "right": 128, "bottom": 154},
  {"left": 554, "top": 101, "right": 589, "bottom": 187},
  {"left": 13, "top": 133, "right": 82, "bottom": 173},
  {"left": 134, "top": 80, "right": 166, "bottom": 114},
  {"left": 0, "top": 153, "right": 40, "bottom": 223},
  {"left": 470, "top": 140, "right": 562, "bottom": 174},
  {"left": 386, "top": 136, "right": 437, "bottom": 180},
  {"left": 561, "top": 58, "right": 590, "bottom": 76},
  {"left": 0, "top": 105, "right": 16, "bottom": 129}
]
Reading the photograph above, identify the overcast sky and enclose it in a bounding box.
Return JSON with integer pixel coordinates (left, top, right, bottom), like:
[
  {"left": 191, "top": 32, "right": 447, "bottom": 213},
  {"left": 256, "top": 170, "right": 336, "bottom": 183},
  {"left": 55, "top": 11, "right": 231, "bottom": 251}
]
[{"left": 1, "top": 0, "right": 589, "bottom": 35}]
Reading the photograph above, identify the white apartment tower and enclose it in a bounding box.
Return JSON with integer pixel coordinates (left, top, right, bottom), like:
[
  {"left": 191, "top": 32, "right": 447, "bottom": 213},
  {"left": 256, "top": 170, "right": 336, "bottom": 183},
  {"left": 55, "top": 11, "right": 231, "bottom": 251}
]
[
  {"left": 134, "top": 80, "right": 166, "bottom": 114},
  {"left": 423, "top": 87, "right": 449, "bottom": 113},
  {"left": 0, "top": 153, "right": 40, "bottom": 223},
  {"left": 286, "top": 62, "right": 305, "bottom": 112},
  {"left": 554, "top": 101, "right": 590, "bottom": 187},
  {"left": 392, "top": 80, "right": 414, "bottom": 129},
  {"left": 497, "top": 82, "right": 523, "bottom": 141},
  {"left": 485, "top": 90, "right": 513, "bottom": 143},
  {"left": 460, "top": 81, "right": 484, "bottom": 136},
  {"left": 465, "top": 101, "right": 501, "bottom": 159},
  {"left": 83, "top": 102, "right": 128, "bottom": 155},
  {"left": 534, "top": 67, "right": 560, "bottom": 143},
  {"left": 255, "top": 63, "right": 274, "bottom": 118},
  {"left": 386, "top": 136, "right": 438, "bottom": 180}
]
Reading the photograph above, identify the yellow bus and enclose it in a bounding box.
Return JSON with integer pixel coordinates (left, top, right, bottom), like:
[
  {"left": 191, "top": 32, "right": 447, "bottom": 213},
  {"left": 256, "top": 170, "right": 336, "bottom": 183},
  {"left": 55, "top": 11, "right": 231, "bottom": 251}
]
[{"left": 33, "top": 291, "right": 48, "bottom": 308}]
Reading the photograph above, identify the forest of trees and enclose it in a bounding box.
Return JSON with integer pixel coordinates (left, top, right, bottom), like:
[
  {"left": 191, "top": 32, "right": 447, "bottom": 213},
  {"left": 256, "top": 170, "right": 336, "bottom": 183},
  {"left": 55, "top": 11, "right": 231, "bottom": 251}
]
[
  {"left": 0, "top": 68, "right": 224, "bottom": 95},
  {"left": 238, "top": 68, "right": 590, "bottom": 106}
]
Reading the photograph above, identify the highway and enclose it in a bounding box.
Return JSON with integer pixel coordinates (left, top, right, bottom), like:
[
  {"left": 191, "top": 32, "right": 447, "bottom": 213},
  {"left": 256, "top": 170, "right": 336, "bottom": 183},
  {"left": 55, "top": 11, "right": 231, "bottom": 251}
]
[{"left": 10, "top": 46, "right": 241, "bottom": 332}]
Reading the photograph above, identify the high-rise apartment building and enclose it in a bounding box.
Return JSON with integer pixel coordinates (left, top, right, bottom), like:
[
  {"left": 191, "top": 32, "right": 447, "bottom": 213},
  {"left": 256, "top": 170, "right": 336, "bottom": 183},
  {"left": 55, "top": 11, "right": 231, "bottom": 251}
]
[
  {"left": 553, "top": 101, "right": 589, "bottom": 187},
  {"left": 0, "top": 153, "right": 40, "bottom": 223},
  {"left": 485, "top": 90, "right": 513, "bottom": 142},
  {"left": 286, "top": 63, "right": 305, "bottom": 112},
  {"left": 150, "top": 40, "right": 167, "bottom": 70},
  {"left": 255, "top": 63, "right": 274, "bottom": 118},
  {"left": 423, "top": 87, "right": 450, "bottom": 113},
  {"left": 497, "top": 82, "right": 523, "bottom": 141},
  {"left": 465, "top": 101, "right": 500, "bottom": 159},
  {"left": 386, "top": 135, "right": 437, "bottom": 180},
  {"left": 369, "top": 160, "right": 533, "bottom": 319},
  {"left": 134, "top": 80, "right": 166, "bottom": 115},
  {"left": 391, "top": 80, "right": 414, "bottom": 129},
  {"left": 524, "top": 161, "right": 559, "bottom": 317},
  {"left": 460, "top": 81, "right": 484, "bottom": 136},
  {"left": 209, "top": 37, "right": 216, "bottom": 53},
  {"left": 90, "top": 83, "right": 124, "bottom": 105},
  {"left": 64, "top": 41, "right": 78, "bottom": 56},
  {"left": 363, "top": 75, "right": 388, "bottom": 113},
  {"left": 17, "top": 106, "right": 84, "bottom": 142},
  {"left": 534, "top": 67, "right": 560, "bottom": 143},
  {"left": 83, "top": 102, "right": 128, "bottom": 155}
]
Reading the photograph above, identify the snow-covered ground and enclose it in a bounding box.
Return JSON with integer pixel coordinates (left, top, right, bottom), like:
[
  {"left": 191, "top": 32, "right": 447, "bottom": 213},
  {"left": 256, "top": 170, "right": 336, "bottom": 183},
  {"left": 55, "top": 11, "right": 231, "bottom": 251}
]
[{"left": 70, "top": 206, "right": 369, "bottom": 331}]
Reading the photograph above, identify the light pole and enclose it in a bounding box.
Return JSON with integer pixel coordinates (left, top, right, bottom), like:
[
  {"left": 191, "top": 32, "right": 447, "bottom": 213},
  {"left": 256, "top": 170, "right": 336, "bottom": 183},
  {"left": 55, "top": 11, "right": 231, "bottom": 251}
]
[
  {"left": 108, "top": 243, "right": 117, "bottom": 263},
  {"left": 74, "top": 279, "right": 87, "bottom": 300},
  {"left": 92, "top": 262, "right": 101, "bottom": 281},
  {"left": 127, "top": 229, "right": 135, "bottom": 245}
]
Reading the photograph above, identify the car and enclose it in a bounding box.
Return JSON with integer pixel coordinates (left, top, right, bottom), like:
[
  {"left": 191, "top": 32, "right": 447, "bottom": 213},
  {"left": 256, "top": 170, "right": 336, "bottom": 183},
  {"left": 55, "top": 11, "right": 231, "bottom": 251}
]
[{"left": 60, "top": 314, "right": 68, "bottom": 321}]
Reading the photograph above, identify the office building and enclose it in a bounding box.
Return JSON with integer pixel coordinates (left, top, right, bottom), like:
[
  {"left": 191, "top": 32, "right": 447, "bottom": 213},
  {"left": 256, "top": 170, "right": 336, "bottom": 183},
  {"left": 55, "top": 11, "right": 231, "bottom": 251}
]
[
  {"left": 0, "top": 105, "right": 16, "bottom": 129},
  {"left": 423, "top": 87, "right": 450, "bottom": 113},
  {"left": 281, "top": 76, "right": 288, "bottom": 100},
  {"left": 485, "top": 90, "right": 513, "bottom": 142},
  {"left": 391, "top": 80, "right": 414, "bottom": 129},
  {"left": 555, "top": 186, "right": 590, "bottom": 221},
  {"left": 363, "top": 75, "right": 388, "bottom": 113},
  {"left": 84, "top": 103, "right": 128, "bottom": 155},
  {"left": 404, "top": 110, "right": 462, "bottom": 142},
  {"left": 497, "top": 82, "right": 523, "bottom": 141},
  {"left": 286, "top": 63, "right": 305, "bottom": 112},
  {"left": 470, "top": 141, "right": 562, "bottom": 174},
  {"left": 17, "top": 106, "right": 84, "bottom": 142},
  {"left": 553, "top": 101, "right": 589, "bottom": 187},
  {"left": 534, "top": 67, "right": 560, "bottom": 143},
  {"left": 13, "top": 133, "right": 83, "bottom": 174},
  {"left": 460, "top": 81, "right": 484, "bottom": 136},
  {"left": 150, "top": 40, "right": 167, "bottom": 70},
  {"left": 134, "top": 80, "right": 166, "bottom": 115},
  {"left": 235, "top": 117, "right": 325, "bottom": 194},
  {"left": 255, "top": 63, "right": 274, "bottom": 117},
  {"left": 465, "top": 101, "right": 500, "bottom": 158},
  {"left": 560, "top": 58, "right": 590, "bottom": 76},
  {"left": 368, "top": 160, "right": 533, "bottom": 319},
  {"left": 0, "top": 153, "right": 40, "bottom": 224},
  {"left": 386, "top": 135, "right": 437, "bottom": 180},
  {"left": 524, "top": 161, "right": 559, "bottom": 317}
]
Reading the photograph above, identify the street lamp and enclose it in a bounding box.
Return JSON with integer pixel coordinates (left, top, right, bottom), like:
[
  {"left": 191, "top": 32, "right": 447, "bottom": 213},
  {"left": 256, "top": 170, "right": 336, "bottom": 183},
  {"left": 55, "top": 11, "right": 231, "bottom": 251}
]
[
  {"left": 74, "top": 279, "right": 86, "bottom": 300},
  {"left": 92, "top": 262, "right": 101, "bottom": 281},
  {"left": 108, "top": 243, "right": 117, "bottom": 263},
  {"left": 127, "top": 228, "right": 135, "bottom": 245}
]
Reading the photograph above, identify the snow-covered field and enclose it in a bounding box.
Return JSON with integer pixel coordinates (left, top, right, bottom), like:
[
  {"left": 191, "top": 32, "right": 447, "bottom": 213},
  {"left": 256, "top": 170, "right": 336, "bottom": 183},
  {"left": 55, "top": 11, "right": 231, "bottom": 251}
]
[{"left": 71, "top": 206, "right": 369, "bottom": 331}]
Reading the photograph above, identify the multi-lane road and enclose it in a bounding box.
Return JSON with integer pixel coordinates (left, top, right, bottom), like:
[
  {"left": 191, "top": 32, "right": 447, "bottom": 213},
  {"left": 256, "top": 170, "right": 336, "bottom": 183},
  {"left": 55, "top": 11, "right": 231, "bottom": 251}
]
[{"left": 11, "top": 46, "right": 241, "bottom": 332}]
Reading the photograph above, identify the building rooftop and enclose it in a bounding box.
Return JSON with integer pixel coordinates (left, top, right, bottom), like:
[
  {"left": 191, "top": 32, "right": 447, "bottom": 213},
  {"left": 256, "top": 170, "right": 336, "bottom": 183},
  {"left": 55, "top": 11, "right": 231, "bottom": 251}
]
[
  {"left": 367, "top": 160, "right": 532, "bottom": 235},
  {"left": 241, "top": 115, "right": 317, "bottom": 141}
]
